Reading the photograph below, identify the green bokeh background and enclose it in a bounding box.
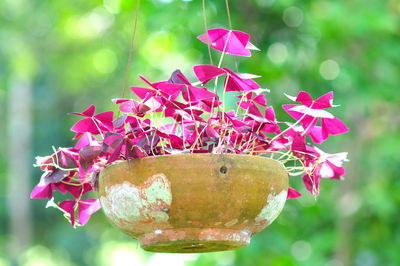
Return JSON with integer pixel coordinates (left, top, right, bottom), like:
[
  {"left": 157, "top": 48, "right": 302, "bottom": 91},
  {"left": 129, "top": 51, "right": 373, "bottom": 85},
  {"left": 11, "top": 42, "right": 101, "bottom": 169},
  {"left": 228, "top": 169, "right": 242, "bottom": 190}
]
[{"left": 1, "top": 0, "right": 399, "bottom": 265}]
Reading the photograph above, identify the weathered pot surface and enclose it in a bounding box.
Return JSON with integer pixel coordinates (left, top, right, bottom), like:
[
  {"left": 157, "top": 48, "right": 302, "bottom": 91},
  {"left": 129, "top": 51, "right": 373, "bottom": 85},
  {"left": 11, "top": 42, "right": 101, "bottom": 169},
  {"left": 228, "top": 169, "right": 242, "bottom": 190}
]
[{"left": 98, "top": 153, "right": 288, "bottom": 253}]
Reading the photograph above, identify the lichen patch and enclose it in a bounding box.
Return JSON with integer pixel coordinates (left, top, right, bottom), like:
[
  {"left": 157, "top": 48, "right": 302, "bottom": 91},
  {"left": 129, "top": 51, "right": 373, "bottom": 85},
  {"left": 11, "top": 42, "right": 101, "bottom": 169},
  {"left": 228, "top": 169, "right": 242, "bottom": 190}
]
[
  {"left": 254, "top": 189, "right": 287, "bottom": 226},
  {"left": 100, "top": 173, "right": 172, "bottom": 232},
  {"left": 224, "top": 218, "right": 238, "bottom": 227}
]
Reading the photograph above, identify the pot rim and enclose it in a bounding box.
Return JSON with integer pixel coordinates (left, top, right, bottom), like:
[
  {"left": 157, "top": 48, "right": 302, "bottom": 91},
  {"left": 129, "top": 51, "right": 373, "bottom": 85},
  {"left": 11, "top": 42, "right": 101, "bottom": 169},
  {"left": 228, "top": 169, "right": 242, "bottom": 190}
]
[{"left": 103, "top": 153, "right": 286, "bottom": 170}]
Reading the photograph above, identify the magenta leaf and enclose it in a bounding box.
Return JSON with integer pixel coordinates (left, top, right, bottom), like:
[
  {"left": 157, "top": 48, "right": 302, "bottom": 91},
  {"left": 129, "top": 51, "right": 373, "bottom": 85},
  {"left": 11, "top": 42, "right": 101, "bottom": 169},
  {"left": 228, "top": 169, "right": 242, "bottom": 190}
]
[
  {"left": 223, "top": 68, "right": 261, "bottom": 92},
  {"left": 246, "top": 114, "right": 272, "bottom": 124},
  {"left": 69, "top": 106, "right": 114, "bottom": 138},
  {"left": 235, "top": 73, "right": 261, "bottom": 80},
  {"left": 287, "top": 187, "right": 302, "bottom": 199},
  {"left": 310, "top": 91, "right": 335, "bottom": 109},
  {"left": 168, "top": 135, "right": 185, "bottom": 149},
  {"left": 46, "top": 169, "right": 70, "bottom": 184},
  {"left": 205, "top": 125, "right": 220, "bottom": 138},
  {"left": 136, "top": 132, "right": 160, "bottom": 152},
  {"left": 197, "top": 28, "right": 257, "bottom": 57},
  {"left": 127, "top": 143, "right": 147, "bottom": 159},
  {"left": 39, "top": 149, "right": 78, "bottom": 170},
  {"left": 282, "top": 104, "right": 304, "bottom": 121},
  {"left": 64, "top": 183, "right": 93, "bottom": 199},
  {"left": 94, "top": 111, "right": 114, "bottom": 128},
  {"left": 265, "top": 106, "right": 277, "bottom": 122},
  {"left": 157, "top": 83, "right": 184, "bottom": 100},
  {"left": 290, "top": 131, "right": 306, "bottom": 153},
  {"left": 30, "top": 182, "right": 55, "bottom": 199},
  {"left": 168, "top": 69, "right": 191, "bottom": 85},
  {"left": 90, "top": 171, "right": 100, "bottom": 191},
  {"left": 70, "top": 119, "right": 100, "bottom": 136},
  {"left": 253, "top": 94, "right": 267, "bottom": 107},
  {"left": 79, "top": 146, "right": 102, "bottom": 172},
  {"left": 250, "top": 131, "right": 269, "bottom": 143},
  {"left": 308, "top": 126, "right": 324, "bottom": 144},
  {"left": 201, "top": 98, "right": 222, "bottom": 113},
  {"left": 322, "top": 117, "right": 349, "bottom": 135},
  {"left": 302, "top": 168, "right": 321, "bottom": 196},
  {"left": 288, "top": 105, "right": 334, "bottom": 119},
  {"left": 103, "top": 133, "right": 125, "bottom": 163},
  {"left": 320, "top": 160, "right": 346, "bottom": 180},
  {"left": 283, "top": 91, "right": 349, "bottom": 139},
  {"left": 74, "top": 133, "right": 96, "bottom": 150},
  {"left": 78, "top": 199, "right": 101, "bottom": 226},
  {"left": 129, "top": 86, "right": 156, "bottom": 99},
  {"left": 193, "top": 65, "right": 225, "bottom": 85},
  {"left": 245, "top": 42, "right": 260, "bottom": 51},
  {"left": 308, "top": 117, "right": 348, "bottom": 144},
  {"left": 59, "top": 200, "right": 76, "bottom": 227},
  {"left": 56, "top": 182, "right": 79, "bottom": 198},
  {"left": 295, "top": 91, "right": 314, "bottom": 107},
  {"left": 69, "top": 105, "right": 95, "bottom": 117},
  {"left": 113, "top": 114, "right": 128, "bottom": 128},
  {"left": 290, "top": 91, "right": 336, "bottom": 109},
  {"left": 119, "top": 99, "right": 151, "bottom": 116},
  {"left": 185, "top": 85, "right": 217, "bottom": 102},
  {"left": 315, "top": 148, "right": 347, "bottom": 180},
  {"left": 103, "top": 133, "right": 124, "bottom": 151}
]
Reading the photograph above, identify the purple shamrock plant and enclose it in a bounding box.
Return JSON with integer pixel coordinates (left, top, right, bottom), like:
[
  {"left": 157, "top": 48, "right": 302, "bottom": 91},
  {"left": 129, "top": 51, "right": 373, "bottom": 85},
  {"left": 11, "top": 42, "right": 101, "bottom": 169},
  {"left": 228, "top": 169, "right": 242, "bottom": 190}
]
[{"left": 32, "top": 28, "right": 349, "bottom": 227}]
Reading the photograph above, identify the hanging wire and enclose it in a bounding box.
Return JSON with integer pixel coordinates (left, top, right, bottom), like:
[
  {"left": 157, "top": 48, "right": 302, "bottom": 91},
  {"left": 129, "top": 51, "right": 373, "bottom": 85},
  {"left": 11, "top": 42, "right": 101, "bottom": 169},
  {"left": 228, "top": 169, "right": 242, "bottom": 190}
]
[
  {"left": 121, "top": 0, "right": 140, "bottom": 99},
  {"left": 224, "top": 0, "right": 239, "bottom": 72},
  {"left": 115, "top": 0, "right": 140, "bottom": 127},
  {"left": 225, "top": 0, "right": 233, "bottom": 29},
  {"left": 202, "top": 0, "right": 214, "bottom": 65}
]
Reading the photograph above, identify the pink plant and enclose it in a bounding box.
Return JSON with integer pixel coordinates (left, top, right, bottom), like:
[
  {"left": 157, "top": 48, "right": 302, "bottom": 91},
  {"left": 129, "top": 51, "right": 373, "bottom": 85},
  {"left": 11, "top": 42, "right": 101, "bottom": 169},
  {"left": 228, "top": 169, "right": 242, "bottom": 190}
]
[{"left": 32, "top": 28, "right": 349, "bottom": 227}]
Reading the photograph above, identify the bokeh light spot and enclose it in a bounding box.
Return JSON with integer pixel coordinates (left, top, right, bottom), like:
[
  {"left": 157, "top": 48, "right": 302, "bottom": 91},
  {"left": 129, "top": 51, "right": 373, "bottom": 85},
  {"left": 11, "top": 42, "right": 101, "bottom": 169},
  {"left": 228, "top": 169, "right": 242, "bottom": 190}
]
[
  {"left": 148, "top": 253, "right": 198, "bottom": 266},
  {"left": 320, "top": 59, "right": 340, "bottom": 80},
  {"left": 111, "top": 248, "right": 142, "bottom": 266},
  {"left": 338, "top": 192, "right": 362, "bottom": 217},
  {"left": 267, "top": 43, "right": 288, "bottom": 64},
  {"left": 256, "top": 0, "right": 275, "bottom": 7},
  {"left": 153, "top": 0, "right": 173, "bottom": 4},
  {"left": 291, "top": 240, "right": 312, "bottom": 261},
  {"left": 283, "top": 6, "right": 304, "bottom": 27},
  {"left": 93, "top": 49, "right": 117, "bottom": 74},
  {"left": 89, "top": 7, "right": 115, "bottom": 35},
  {"left": 103, "top": 0, "right": 121, "bottom": 14},
  {"left": 96, "top": 241, "right": 144, "bottom": 266},
  {"left": 215, "top": 251, "right": 235, "bottom": 265}
]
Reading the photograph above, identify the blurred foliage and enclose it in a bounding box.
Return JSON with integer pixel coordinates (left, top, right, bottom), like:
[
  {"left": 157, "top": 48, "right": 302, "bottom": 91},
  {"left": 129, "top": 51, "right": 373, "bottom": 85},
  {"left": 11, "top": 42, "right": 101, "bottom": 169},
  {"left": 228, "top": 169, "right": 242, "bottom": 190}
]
[{"left": 1, "top": 0, "right": 400, "bottom": 265}]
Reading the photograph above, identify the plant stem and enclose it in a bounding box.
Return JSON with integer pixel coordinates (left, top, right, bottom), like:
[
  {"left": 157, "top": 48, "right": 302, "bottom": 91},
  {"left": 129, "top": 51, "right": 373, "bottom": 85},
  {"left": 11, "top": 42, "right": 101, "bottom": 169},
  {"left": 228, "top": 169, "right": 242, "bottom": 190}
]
[
  {"left": 185, "top": 85, "right": 202, "bottom": 148},
  {"left": 301, "top": 116, "right": 317, "bottom": 136},
  {"left": 269, "top": 102, "right": 315, "bottom": 143},
  {"left": 91, "top": 117, "right": 104, "bottom": 139},
  {"left": 217, "top": 31, "right": 232, "bottom": 69},
  {"left": 216, "top": 75, "right": 231, "bottom": 153}
]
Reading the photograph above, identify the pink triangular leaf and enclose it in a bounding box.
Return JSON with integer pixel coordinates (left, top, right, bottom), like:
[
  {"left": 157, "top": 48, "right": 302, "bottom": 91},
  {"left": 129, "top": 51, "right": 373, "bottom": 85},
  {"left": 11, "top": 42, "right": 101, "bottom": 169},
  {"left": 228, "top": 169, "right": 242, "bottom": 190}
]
[
  {"left": 78, "top": 199, "right": 101, "bottom": 226},
  {"left": 287, "top": 187, "right": 302, "bottom": 199},
  {"left": 59, "top": 200, "right": 76, "bottom": 227}
]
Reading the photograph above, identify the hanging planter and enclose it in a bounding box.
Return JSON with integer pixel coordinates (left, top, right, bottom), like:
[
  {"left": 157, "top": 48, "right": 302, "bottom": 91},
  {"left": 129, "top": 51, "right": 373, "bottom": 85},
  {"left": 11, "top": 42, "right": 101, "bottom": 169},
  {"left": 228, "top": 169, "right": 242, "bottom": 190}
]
[
  {"left": 31, "top": 0, "right": 349, "bottom": 254},
  {"left": 98, "top": 154, "right": 288, "bottom": 252}
]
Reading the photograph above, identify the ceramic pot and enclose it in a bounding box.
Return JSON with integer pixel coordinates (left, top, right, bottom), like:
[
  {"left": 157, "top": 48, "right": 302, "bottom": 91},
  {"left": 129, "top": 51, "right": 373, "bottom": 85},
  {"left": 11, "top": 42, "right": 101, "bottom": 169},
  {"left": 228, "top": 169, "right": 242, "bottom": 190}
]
[{"left": 98, "top": 153, "right": 288, "bottom": 253}]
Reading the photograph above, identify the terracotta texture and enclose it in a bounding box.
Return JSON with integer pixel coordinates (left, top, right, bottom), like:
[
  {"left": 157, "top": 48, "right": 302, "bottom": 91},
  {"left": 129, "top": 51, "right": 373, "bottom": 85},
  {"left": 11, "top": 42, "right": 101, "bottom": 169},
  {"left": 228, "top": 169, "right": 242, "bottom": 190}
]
[{"left": 98, "top": 154, "right": 288, "bottom": 253}]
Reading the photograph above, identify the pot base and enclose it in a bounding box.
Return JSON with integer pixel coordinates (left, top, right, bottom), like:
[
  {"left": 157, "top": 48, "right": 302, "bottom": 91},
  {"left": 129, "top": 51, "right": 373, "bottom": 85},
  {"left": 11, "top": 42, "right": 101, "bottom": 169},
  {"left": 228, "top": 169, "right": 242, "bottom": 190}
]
[{"left": 140, "top": 228, "right": 251, "bottom": 253}]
